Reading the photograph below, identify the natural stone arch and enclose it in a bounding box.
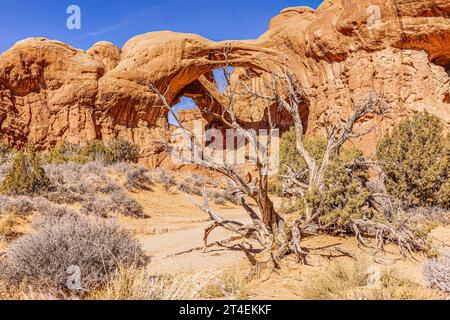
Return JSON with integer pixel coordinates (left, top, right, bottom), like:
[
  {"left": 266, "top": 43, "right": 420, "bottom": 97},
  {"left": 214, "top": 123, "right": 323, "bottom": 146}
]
[{"left": 1, "top": 0, "right": 449, "bottom": 165}]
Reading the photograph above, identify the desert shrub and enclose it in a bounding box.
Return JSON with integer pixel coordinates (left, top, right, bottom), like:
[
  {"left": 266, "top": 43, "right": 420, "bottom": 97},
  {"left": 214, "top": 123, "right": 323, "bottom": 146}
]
[
  {"left": 0, "top": 213, "right": 147, "bottom": 296},
  {"left": 44, "top": 162, "right": 124, "bottom": 202},
  {"left": 177, "top": 180, "right": 202, "bottom": 196},
  {"left": 0, "top": 195, "right": 78, "bottom": 221},
  {"left": 44, "top": 162, "right": 107, "bottom": 203},
  {"left": 280, "top": 128, "right": 363, "bottom": 180},
  {"left": 53, "top": 140, "right": 130, "bottom": 165},
  {"left": 0, "top": 196, "right": 34, "bottom": 216},
  {"left": 0, "top": 161, "right": 9, "bottom": 181},
  {"left": 279, "top": 129, "right": 328, "bottom": 176},
  {"left": 44, "top": 141, "right": 110, "bottom": 165},
  {"left": 365, "top": 179, "right": 402, "bottom": 221},
  {"left": 224, "top": 181, "right": 241, "bottom": 205},
  {"left": 43, "top": 162, "right": 144, "bottom": 218},
  {"left": 106, "top": 138, "right": 140, "bottom": 164},
  {"left": 437, "top": 180, "right": 450, "bottom": 209},
  {"left": 111, "top": 161, "right": 135, "bottom": 173},
  {"left": 302, "top": 261, "right": 440, "bottom": 300},
  {"left": 44, "top": 143, "right": 82, "bottom": 164},
  {"left": 212, "top": 194, "right": 226, "bottom": 205},
  {"left": 110, "top": 190, "right": 144, "bottom": 218},
  {"left": 0, "top": 146, "right": 50, "bottom": 196},
  {"left": 312, "top": 160, "right": 378, "bottom": 230},
  {"left": 190, "top": 173, "right": 207, "bottom": 187},
  {"left": 44, "top": 139, "right": 139, "bottom": 165},
  {"left": 377, "top": 112, "right": 449, "bottom": 208},
  {"left": 406, "top": 207, "right": 450, "bottom": 226},
  {"left": 205, "top": 190, "right": 227, "bottom": 205},
  {"left": 279, "top": 129, "right": 374, "bottom": 230},
  {"left": 280, "top": 197, "right": 304, "bottom": 216},
  {"left": 124, "top": 166, "right": 152, "bottom": 190},
  {"left": 154, "top": 169, "right": 176, "bottom": 191},
  {"left": 32, "top": 197, "right": 77, "bottom": 221},
  {"left": 423, "top": 251, "right": 450, "bottom": 294},
  {"left": 176, "top": 179, "right": 226, "bottom": 205},
  {"left": 80, "top": 198, "right": 114, "bottom": 218},
  {"left": 78, "top": 140, "right": 113, "bottom": 164}
]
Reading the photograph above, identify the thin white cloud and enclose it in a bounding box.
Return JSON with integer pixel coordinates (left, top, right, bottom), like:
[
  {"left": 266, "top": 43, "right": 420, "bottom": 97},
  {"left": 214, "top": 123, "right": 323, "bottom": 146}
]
[
  {"left": 77, "top": 0, "right": 179, "bottom": 39},
  {"left": 78, "top": 19, "right": 132, "bottom": 39}
]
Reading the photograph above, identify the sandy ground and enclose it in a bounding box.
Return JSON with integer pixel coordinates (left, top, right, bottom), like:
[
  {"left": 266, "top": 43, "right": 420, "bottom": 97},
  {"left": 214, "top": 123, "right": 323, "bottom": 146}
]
[
  {"left": 115, "top": 185, "right": 450, "bottom": 299},
  {"left": 119, "top": 185, "right": 256, "bottom": 273},
  {"left": 1, "top": 181, "right": 448, "bottom": 300}
]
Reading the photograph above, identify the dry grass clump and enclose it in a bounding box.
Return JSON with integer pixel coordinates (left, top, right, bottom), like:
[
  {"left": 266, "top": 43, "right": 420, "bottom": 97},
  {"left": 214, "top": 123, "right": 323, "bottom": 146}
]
[
  {"left": 0, "top": 213, "right": 147, "bottom": 297},
  {"left": 423, "top": 251, "right": 450, "bottom": 294},
  {"left": 1, "top": 264, "right": 246, "bottom": 300},
  {"left": 200, "top": 267, "right": 247, "bottom": 299},
  {"left": 302, "top": 260, "right": 441, "bottom": 300},
  {"left": 90, "top": 266, "right": 225, "bottom": 300}
]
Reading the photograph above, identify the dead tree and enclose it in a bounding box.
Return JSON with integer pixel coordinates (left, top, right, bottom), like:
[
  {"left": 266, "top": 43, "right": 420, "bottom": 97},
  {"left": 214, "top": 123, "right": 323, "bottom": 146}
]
[
  {"left": 149, "top": 80, "right": 286, "bottom": 270},
  {"left": 246, "top": 70, "right": 428, "bottom": 258},
  {"left": 149, "top": 47, "right": 426, "bottom": 270}
]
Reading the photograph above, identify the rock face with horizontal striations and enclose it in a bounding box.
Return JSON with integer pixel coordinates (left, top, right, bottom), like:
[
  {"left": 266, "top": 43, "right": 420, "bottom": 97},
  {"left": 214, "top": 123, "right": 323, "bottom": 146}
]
[{"left": 0, "top": 0, "right": 449, "bottom": 166}]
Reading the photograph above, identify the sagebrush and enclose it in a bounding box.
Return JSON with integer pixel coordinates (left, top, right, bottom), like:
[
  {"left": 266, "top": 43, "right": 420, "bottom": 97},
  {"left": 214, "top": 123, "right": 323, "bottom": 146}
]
[
  {"left": 423, "top": 251, "right": 450, "bottom": 294},
  {"left": 0, "top": 213, "right": 147, "bottom": 296}
]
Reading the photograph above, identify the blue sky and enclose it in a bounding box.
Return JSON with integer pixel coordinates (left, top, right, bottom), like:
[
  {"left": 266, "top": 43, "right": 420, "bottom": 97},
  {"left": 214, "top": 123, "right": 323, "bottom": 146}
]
[
  {"left": 1, "top": 0, "right": 321, "bottom": 53},
  {"left": 1, "top": 0, "right": 322, "bottom": 124}
]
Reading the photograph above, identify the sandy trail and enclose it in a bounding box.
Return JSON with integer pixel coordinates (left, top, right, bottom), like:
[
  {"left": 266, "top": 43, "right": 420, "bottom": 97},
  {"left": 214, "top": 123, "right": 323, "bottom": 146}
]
[
  {"left": 140, "top": 212, "right": 254, "bottom": 273},
  {"left": 120, "top": 186, "right": 258, "bottom": 273}
]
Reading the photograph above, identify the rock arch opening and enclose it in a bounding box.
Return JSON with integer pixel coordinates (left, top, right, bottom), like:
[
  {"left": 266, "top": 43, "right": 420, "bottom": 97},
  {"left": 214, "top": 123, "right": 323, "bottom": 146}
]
[{"left": 164, "top": 65, "right": 310, "bottom": 137}]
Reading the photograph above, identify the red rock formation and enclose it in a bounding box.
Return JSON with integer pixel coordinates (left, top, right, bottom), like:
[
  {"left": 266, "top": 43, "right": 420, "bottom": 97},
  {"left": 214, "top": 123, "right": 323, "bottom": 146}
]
[{"left": 0, "top": 0, "right": 449, "bottom": 165}]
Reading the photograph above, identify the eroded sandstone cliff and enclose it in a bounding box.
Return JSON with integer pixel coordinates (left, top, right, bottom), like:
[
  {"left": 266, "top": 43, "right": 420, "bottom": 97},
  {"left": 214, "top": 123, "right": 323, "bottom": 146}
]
[{"left": 0, "top": 0, "right": 449, "bottom": 166}]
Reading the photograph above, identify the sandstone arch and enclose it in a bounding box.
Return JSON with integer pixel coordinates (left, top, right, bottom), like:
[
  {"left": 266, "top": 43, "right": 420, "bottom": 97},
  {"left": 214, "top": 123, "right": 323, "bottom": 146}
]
[{"left": 1, "top": 0, "right": 449, "bottom": 166}]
